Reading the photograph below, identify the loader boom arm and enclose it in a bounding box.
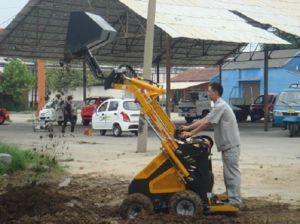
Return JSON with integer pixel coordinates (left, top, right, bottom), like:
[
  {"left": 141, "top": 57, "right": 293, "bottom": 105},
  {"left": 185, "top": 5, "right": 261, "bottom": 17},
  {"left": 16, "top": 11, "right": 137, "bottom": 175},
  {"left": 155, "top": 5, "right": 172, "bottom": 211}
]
[{"left": 112, "top": 75, "right": 190, "bottom": 179}]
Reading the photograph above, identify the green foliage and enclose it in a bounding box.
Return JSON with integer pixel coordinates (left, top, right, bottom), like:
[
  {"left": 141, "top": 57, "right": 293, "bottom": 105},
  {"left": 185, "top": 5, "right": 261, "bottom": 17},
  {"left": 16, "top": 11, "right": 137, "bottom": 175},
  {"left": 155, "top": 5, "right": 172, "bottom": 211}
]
[
  {"left": 0, "top": 59, "right": 34, "bottom": 98},
  {"left": 46, "top": 67, "right": 103, "bottom": 93},
  {"left": 46, "top": 68, "right": 83, "bottom": 93},
  {"left": 0, "top": 143, "right": 62, "bottom": 174}
]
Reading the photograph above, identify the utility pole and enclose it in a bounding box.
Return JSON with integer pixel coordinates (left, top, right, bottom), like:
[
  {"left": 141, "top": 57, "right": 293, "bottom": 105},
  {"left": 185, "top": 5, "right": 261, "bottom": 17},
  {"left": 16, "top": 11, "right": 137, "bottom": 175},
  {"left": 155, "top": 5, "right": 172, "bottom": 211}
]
[
  {"left": 83, "top": 56, "right": 87, "bottom": 103},
  {"left": 263, "top": 49, "right": 269, "bottom": 132},
  {"left": 165, "top": 35, "right": 171, "bottom": 116},
  {"left": 136, "top": 0, "right": 156, "bottom": 153},
  {"left": 219, "top": 64, "right": 222, "bottom": 85}
]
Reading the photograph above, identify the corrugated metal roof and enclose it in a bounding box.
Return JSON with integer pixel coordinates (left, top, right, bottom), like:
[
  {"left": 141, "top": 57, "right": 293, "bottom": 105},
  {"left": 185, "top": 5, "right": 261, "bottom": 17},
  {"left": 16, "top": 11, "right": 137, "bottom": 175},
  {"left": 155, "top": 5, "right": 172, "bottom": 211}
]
[
  {"left": 171, "top": 68, "right": 218, "bottom": 82},
  {"left": 170, "top": 81, "right": 208, "bottom": 90},
  {"left": 120, "top": 0, "right": 288, "bottom": 44},
  {"left": 0, "top": 0, "right": 291, "bottom": 66},
  {"left": 0, "top": 0, "right": 243, "bottom": 66},
  {"left": 223, "top": 49, "right": 300, "bottom": 70},
  {"left": 218, "top": 0, "right": 300, "bottom": 37}
]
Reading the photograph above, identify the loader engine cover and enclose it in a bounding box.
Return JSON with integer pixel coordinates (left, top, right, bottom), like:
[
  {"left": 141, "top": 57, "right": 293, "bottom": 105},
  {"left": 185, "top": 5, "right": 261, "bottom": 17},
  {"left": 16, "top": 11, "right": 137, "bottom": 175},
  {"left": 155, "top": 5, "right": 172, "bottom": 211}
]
[{"left": 175, "top": 140, "right": 214, "bottom": 203}]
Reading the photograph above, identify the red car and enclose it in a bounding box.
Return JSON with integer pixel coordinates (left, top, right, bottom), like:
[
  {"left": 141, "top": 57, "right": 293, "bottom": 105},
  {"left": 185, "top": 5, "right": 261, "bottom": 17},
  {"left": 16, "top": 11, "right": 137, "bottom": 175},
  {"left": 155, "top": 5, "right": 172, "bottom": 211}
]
[
  {"left": 81, "top": 96, "right": 111, "bottom": 126},
  {"left": 0, "top": 108, "right": 10, "bottom": 125},
  {"left": 249, "top": 94, "right": 277, "bottom": 122}
]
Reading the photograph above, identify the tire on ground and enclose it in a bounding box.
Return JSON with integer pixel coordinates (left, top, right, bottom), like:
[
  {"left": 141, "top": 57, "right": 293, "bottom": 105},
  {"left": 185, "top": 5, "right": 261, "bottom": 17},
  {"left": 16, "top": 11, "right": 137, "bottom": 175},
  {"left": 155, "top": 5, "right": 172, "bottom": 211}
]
[
  {"left": 112, "top": 124, "right": 122, "bottom": 137},
  {"left": 120, "top": 193, "right": 153, "bottom": 219},
  {"left": 100, "top": 130, "right": 106, "bottom": 136},
  {"left": 169, "top": 190, "right": 203, "bottom": 217}
]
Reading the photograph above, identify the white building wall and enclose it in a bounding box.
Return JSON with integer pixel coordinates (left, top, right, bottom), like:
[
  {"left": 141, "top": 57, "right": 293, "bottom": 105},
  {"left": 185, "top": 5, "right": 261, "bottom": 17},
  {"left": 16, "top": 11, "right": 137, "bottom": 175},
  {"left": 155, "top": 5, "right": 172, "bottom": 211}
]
[{"left": 66, "top": 86, "right": 126, "bottom": 102}]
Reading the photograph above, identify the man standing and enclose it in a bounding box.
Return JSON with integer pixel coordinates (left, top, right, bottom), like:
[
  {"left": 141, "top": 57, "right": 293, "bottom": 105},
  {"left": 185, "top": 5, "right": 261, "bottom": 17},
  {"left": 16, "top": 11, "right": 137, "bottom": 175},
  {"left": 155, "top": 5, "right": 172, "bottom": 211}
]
[
  {"left": 62, "top": 95, "right": 76, "bottom": 134},
  {"left": 181, "top": 83, "right": 242, "bottom": 208}
]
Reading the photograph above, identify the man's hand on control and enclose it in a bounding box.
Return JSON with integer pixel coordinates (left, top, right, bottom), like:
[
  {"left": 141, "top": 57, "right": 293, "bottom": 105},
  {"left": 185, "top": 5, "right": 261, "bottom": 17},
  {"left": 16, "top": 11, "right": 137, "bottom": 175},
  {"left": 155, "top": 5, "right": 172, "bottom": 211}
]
[
  {"left": 179, "top": 125, "right": 189, "bottom": 131},
  {"left": 181, "top": 131, "right": 192, "bottom": 138}
]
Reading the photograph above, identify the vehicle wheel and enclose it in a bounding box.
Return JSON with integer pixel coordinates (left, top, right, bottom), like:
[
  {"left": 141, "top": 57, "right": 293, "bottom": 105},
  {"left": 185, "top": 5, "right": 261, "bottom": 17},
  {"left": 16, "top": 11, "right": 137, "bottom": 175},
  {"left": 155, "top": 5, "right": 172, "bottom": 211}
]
[
  {"left": 120, "top": 193, "right": 153, "bottom": 219},
  {"left": 100, "top": 130, "right": 106, "bottom": 136},
  {"left": 46, "top": 123, "right": 54, "bottom": 133},
  {"left": 250, "top": 115, "right": 257, "bottom": 122},
  {"left": 112, "top": 124, "right": 122, "bottom": 137},
  {"left": 169, "top": 190, "right": 202, "bottom": 217},
  {"left": 0, "top": 116, "right": 5, "bottom": 125},
  {"left": 57, "top": 121, "right": 63, "bottom": 126},
  {"left": 82, "top": 119, "right": 90, "bottom": 126},
  {"left": 289, "top": 123, "right": 297, "bottom": 137},
  {"left": 235, "top": 111, "right": 248, "bottom": 122},
  {"left": 185, "top": 117, "right": 194, "bottom": 124},
  {"left": 131, "top": 131, "right": 138, "bottom": 136}
]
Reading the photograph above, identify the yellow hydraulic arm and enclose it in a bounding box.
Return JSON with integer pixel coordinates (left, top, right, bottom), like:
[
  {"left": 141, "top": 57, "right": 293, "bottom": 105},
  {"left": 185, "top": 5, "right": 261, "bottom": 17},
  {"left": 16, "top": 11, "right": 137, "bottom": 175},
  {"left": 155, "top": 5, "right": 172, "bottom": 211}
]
[{"left": 114, "top": 76, "right": 190, "bottom": 179}]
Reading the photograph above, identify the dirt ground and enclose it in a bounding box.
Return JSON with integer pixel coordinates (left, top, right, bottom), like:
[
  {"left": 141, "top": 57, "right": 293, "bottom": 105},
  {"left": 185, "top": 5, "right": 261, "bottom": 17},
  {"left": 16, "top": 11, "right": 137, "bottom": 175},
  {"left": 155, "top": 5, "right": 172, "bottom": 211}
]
[
  {"left": 0, "top": 173, "right": 299, "bottom": 224},
  {"left": 0, "top": 113, "right": 300, "bottom": 223}
]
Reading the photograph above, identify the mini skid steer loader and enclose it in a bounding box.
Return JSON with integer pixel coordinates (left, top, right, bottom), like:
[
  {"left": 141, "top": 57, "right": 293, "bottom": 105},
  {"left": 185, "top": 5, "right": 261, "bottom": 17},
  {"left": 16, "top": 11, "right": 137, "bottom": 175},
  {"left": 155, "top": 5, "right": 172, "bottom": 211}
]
[{"left": 65, "top": 11, "right": 240, "bottom": 219}]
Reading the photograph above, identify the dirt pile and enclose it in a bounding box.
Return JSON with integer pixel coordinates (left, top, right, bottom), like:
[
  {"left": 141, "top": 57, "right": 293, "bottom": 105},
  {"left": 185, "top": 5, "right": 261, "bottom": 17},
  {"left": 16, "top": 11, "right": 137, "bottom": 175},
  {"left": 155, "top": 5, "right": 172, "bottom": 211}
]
[{"left": 0, "top": 174, "right": 299, "bottom": 224}]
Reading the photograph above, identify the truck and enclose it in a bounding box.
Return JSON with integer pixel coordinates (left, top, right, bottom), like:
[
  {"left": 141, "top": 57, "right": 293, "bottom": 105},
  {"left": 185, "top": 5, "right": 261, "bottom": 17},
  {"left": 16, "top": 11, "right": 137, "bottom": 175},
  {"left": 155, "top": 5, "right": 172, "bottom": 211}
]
[
  {"left": 176, "top": 91, "right": 211, "bottom": 123},
  {"left": 249, "top": 94, "right": 277, "bottom": 122},
  {"left": 230, "top": 94, "right": 276, "bottom": 122},
  {"left": 273, "top": 84, "right": 300, "bottom": 137}
]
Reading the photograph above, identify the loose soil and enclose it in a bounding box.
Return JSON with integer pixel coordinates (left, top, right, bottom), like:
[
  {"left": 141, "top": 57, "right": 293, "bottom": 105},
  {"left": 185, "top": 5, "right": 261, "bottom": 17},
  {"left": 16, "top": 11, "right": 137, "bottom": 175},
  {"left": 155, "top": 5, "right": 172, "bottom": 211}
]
[{"left": 0, "top": 173, "right": 299, "bottom": 224}]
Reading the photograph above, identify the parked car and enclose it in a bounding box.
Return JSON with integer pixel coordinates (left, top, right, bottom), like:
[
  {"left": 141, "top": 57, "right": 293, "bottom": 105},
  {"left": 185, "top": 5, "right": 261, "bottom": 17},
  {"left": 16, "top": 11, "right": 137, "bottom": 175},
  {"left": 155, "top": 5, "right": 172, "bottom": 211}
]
[
  {"left": 81, "top": 96, "right": 111, "bottom": 126},
  {"left": 249, "top": 94, "right": 277, "bottom": 122},
  {"left": 0, "top": 108, "right": 10, "bottom": 125},
  {"left": 92, "top": 98, "right": 140, "bottom": 137}
]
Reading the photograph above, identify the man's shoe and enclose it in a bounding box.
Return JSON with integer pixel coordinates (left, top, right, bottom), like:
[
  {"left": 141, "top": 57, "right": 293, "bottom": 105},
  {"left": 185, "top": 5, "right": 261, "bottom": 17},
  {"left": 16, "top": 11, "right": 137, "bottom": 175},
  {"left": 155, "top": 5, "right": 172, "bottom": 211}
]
[{"left": 229, "top": 202, "right": 244, "bottom": 210}]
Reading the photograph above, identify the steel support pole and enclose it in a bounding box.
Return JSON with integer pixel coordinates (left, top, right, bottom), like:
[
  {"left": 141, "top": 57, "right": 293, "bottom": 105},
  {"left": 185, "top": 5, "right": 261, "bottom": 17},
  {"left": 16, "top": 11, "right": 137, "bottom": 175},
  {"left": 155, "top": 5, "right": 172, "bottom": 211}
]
[
  {"left": 136, "top": 0, "right": 156, "bottom": 153},
  {"left": 219, "top": 64, "right": 222, "bottom": 85},
  {"left": 263, "top": 50, "right": 269, "bottom": 132},
  {"left": 166, "top": 35, "right": 172, "bottom": 116},
  {"left": 83, "top": 57, "right": 87, "bottom": 102},
  {"left": 156, "top": 60, "right": 160, "bottom": 84}
]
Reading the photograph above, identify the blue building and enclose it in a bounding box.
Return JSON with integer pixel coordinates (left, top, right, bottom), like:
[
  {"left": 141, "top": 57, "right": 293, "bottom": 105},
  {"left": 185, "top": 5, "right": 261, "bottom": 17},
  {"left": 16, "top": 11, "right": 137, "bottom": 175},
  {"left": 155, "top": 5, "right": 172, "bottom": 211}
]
[{"left": 211, "top": 49, "right": 300, "bottom": 104}]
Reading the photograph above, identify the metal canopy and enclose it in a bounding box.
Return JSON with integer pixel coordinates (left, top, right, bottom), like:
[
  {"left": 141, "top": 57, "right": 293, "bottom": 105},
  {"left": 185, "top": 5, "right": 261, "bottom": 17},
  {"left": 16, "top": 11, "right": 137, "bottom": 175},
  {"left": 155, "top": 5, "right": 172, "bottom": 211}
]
[
  {"left": 219, "top": 0, "right": 300, "bottom": 37},
  {"left": 120, "top": 0, "right": 287, "bottom": 43},
  {"left": 0, "top": 0, "right": 289, "bottom": 67}
]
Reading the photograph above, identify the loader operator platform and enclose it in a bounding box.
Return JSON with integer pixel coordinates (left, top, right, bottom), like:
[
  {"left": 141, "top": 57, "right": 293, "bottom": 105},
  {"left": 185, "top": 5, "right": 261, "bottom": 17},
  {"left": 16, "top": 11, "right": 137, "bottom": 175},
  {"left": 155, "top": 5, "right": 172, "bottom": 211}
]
[{"left": 181, "top": 82, "right": 242, "bottom": 208}]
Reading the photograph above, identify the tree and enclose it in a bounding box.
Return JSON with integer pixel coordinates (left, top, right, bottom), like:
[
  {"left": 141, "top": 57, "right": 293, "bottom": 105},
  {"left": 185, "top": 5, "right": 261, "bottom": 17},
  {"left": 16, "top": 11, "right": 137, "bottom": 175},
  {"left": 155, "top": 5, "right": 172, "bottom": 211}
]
[
  {"left": 45, "top": 65, "right": 103, "bottom": 94},
  {"left": 46, "top": 67, "right": 83, "bottom": 94},
  {"left": 0, "top": 59, "right": 34, "bottom": 99}
]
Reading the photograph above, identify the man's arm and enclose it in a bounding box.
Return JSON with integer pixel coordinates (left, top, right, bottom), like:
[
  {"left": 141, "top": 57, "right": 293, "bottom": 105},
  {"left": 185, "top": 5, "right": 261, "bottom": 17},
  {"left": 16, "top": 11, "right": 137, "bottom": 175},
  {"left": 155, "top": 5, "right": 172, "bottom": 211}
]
[
  {"left": 181, "top": 119, "right": 202, "bottom": 131},
  {"left": 181, "top": 118, "right": 209, "bottom": 138},
  {"left": 189, "top": 118, "right": 209, "bottom": 136}
]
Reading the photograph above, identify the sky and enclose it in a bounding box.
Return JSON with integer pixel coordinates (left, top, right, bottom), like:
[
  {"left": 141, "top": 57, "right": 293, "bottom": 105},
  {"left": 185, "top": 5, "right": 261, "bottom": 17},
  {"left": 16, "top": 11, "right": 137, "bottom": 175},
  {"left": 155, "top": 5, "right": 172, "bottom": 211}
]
[{"left": 0, "top": 0, "right": 29, "bottom": 28}]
